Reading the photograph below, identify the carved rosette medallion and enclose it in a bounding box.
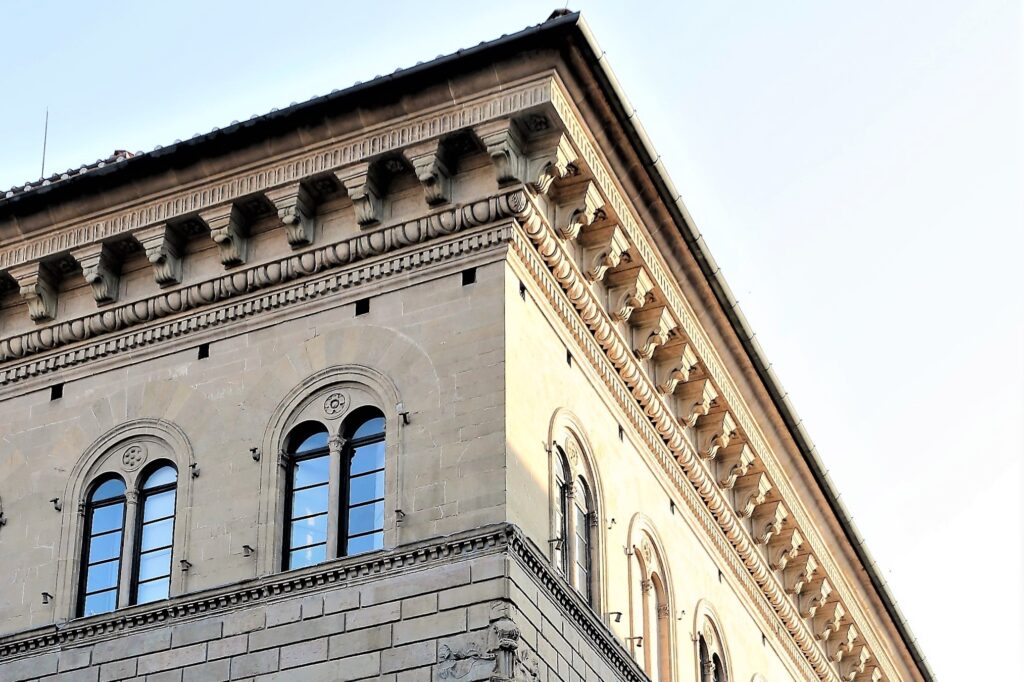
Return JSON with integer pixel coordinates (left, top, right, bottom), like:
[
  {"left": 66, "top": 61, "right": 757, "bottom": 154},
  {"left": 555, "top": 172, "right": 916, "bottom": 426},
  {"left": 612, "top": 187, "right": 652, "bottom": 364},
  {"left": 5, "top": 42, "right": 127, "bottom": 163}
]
[
  {"left": 322, "top": 392, "right": 348, "bottom": 419},
  {"left": 121, "top": 444, "right": 148, "bottom": 471}
]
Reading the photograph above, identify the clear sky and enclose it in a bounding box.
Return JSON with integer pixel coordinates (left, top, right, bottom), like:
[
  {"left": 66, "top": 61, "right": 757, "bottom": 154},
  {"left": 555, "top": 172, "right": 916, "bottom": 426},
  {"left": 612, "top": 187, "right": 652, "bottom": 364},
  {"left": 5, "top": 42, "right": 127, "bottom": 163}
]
[{"left": 2, "top": 2, "right": 1021, "bottom": 678}]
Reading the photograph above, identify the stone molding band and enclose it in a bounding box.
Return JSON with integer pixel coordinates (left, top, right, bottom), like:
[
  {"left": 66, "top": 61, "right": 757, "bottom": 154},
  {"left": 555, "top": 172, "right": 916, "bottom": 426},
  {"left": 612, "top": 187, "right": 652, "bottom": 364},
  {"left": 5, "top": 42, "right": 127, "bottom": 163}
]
[
  {"left": 0, "top": 193, "right": 524, "bottom": 388},
  {"left": 0, "top": 523, "right": 644, "bottom": 682}
]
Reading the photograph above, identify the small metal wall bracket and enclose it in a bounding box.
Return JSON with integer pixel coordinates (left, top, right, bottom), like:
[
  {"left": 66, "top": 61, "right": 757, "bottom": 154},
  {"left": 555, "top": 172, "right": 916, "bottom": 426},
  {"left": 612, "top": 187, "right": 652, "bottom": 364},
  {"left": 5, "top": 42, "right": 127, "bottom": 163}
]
[
  {"left": 41, "top": 592, "right": 53, "bottom": 604},
  {"left": 179, "top": 559, "right": 193, "bottom": 571},
  {"left": 50, "top": 498, "right": 62, "bottom": 512},
  {"left": 190, "top": 463, "right": 200, "bottom": 478},
  {"left": 242, "top": 544, "right": 255, "bottom": 557},
  {"left": 250, "top": 447, "right": 261, "bottom": 462}
]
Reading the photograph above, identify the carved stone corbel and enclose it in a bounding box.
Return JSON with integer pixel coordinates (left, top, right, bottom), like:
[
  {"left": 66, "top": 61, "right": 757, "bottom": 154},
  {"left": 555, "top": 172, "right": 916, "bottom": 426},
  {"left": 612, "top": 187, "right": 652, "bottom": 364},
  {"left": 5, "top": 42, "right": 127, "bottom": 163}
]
[
  {"left": 201, "top": 203, "right": 248, "bottom": 266},
  {"left": 71, "top": 243, "right": 121, "bottom": 305},
  {"left": 813, "top": 601, "right": 846, "bottom": 642},
  {"left": 476, "top": 118, "right": 526, "bottom": 187},
  {"left": 767, "top": 527, "right": 803, "bottom": 571},
  {"left": 578, "top": 223, "right": 629, "bottom": 283},
  {"left": 8, "top": 262, "right": 58, "bottom": 323},
  {"left": 631, "top": 306, "right": 676, "bottom": 360},
  {"left": 437, "top": 601, "right": 538, "bottom": 682},
  {"left": 855, "top": 665, "right": 882, "bottom": 682},
  {"left": 675, "top": 376, "right": 718, "bottom": 428},
  {"left": 606, "top": 265, "right": 654, "bottom": 322},
  {"left": 751, "top": 500, "right": 787, "bottom": 545},
  {"left": 134, "top": 224, "right": 183, "bottom": 287},
  {"left": 335, "top": 163, "right": 382, "bottom": 227},
  {"left": 784, "top": 552, "right": 818, "bottom": 596},
  {"left": 527, "top": 132, "right": 577, "bottom": 194},
  {"left": 840, "top": 646, "right": 871, "bottom": 681},
  {"left": 654, "top": 342, "right": 699, "bottom": 395},
  {"left": 829, "top": 621, "right": 858, "bottom": 661},
  {"left": 716, "top": 443, "right": 755, "bottom": 489},
  {"left": 403, "top": 139, "right": 451, "bottom": 205},
  {"left": 266, "top": 183, "right": 315, "bottom": 248},
  {"left": 799, "top": 577, "right": 832, "bottom": 619},
  {"left": 733, "top": 472, "right": 771, "bottom": 518},
  {"left": 695, "top": 410, "right": 738, "bottom": 460},
  {"left": 553, "top": 179, "right": 604, "bottom": 240}
]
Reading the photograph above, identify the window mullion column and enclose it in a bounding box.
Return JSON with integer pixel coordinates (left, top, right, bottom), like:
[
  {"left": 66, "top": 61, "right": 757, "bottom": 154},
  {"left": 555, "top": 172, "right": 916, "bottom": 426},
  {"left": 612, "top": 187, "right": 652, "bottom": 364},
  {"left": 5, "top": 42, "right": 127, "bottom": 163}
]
[
  {"left": 118, "top": 490, "right": 139, "bottom": 607},
  {"left": 326, "top": 436, "right": 345, "bottom": 560},
  {"left": 564, "top": 481, "right": 577, "bottom": 585}
]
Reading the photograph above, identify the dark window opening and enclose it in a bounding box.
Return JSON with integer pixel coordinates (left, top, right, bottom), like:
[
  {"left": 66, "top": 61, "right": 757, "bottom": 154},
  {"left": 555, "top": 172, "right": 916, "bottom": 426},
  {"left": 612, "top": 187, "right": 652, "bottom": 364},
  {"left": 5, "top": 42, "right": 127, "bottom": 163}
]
[
  {"left": 197, "top": 344, "right": 210, "bottom": 360},
  {"left": 519, "top": 280, "right": 527, "bottom": 300},
  {"left": 461, "top": 268, "right": 477, "bottom": 286},
  {"left": 566, "top": 350, "right": 573, "bottom": 367},
  {"left": 355, "top": 298, "right": 370, "bottom": 316},
  {"left": 50, "top": 383, "right": 64, "bottom": 401}
]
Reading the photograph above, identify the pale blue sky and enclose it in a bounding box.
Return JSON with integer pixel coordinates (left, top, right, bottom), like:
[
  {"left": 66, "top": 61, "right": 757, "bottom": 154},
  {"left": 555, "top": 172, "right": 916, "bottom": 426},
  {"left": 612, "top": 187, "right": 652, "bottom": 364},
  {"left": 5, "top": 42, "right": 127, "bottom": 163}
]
[{"left": 2, "top": 2, "right": 1021, "bottom": 678}]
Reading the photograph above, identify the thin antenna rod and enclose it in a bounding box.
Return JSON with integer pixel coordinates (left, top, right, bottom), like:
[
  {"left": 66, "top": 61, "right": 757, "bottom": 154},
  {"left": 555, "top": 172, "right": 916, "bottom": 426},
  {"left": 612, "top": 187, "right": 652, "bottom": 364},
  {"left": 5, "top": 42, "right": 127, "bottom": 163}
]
[{"left": 40, "top": 108, "right": 49, "bottom": 179}]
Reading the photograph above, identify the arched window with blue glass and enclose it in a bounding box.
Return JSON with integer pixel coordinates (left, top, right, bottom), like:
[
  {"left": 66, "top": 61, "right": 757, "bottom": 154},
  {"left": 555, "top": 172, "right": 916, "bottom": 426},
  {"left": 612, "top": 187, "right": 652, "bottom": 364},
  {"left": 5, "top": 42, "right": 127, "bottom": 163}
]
[
  {"left": 282, "top": 407, "right": 387, "bottom": 571},
  {"left": 78, "top": 476, "right": 127, "bottom": 616},
  {"left": 133, "top": 463, "right": 177, "bottom": 604}
]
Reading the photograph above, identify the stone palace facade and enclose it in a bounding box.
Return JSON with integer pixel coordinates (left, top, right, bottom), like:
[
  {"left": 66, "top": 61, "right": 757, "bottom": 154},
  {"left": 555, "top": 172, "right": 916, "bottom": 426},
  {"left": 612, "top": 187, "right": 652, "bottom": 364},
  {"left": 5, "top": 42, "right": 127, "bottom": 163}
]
[{"left": 0, "top": 11, "right": 931, "bottom": 682}]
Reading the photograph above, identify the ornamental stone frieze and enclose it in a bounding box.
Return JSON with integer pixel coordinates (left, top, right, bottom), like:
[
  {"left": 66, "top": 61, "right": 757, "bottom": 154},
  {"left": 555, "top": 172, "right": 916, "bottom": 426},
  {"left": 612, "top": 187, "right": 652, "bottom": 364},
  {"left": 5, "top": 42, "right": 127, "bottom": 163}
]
[{"left": 402, "top": 139, "right": 452, "bottom": 206}]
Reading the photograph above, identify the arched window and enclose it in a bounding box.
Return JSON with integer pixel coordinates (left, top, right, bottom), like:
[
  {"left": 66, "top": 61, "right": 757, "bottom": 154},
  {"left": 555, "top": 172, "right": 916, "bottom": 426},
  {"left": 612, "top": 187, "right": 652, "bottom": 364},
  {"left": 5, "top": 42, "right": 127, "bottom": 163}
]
[
  {"left": 342, "top": 409, "right": 386, "bottom": 555},
  {"left": 79, "top": 476, "right": 127, "bottom": 616},
  {"left": 282, "top": 408, "right": 387, "bottom": 571},
  {"left": 628, "top": 522, "right": 674, "bottom": 682},
  {"left": 694, "top": 606, "right": 730, "bottom": 682},
  {"left": 572, "top": 477, "right": 593, "bottom": 603},
  {"left": 554, "top": 449, "right": 571, "bottom": 577},
  {"left": 549, "top": 436, "right": 599, "bottom": 607},
  {"left": 284, "top": 422, "right": 331, "bottom": 570},
  {"left": 133, "top": 464, "right": 177, "bottom": 605}
]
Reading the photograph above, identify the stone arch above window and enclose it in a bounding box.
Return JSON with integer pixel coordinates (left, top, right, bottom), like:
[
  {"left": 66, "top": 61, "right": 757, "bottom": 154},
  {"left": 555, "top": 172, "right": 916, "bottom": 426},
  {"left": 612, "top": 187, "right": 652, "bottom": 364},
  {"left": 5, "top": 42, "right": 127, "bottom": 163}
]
[
  {"left": 259, "top": 365, "right": 403, "bottom": 576},
  {"left": 626, "top": 514, "right": 675, "bottom": 682},
  {"left": 693, "top": 600, "right": 732, "bottom": 682},
  {"left": 55, "top": 419, "right": 194, "bottom": 621},
  {"left": 546, "top": 408, "right": 605, "bottom": 612}
]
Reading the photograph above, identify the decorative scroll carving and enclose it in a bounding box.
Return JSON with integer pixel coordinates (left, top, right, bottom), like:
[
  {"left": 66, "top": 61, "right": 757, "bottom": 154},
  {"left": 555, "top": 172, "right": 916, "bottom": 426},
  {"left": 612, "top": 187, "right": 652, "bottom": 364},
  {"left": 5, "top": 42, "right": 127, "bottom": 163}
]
[
  {"left": 827, "top": 620, "right": 856, "bottom": 659},
  {"left": 751, "top": 500, "right": 787, "bottom": 545},
  {"left": 403, "top": 139, "right": 451, "bottom": 205},
  {"left": 675, "top": 377, "right": 718, "bottom": 428},
  {"left": 695, "top": 410, "right": 738, "bottom": 460},
  {"left": 71, "top": 243, "right": 120, "bottom": 304},
  {"left": 813, "top": 601, "right": 846, "bottom": 643},
  {"left": 8, "top": 262, "right": 58, "bottom": 322},
  {"left": 716, "top": 443, "right": 755, "bottom": 489},
  {"left": 266, "top": 183, "right": 315, "bottom": 248},
  {"left": 799, "top": 578, "right": 832, "bottom": 619},
  {"left": 733, "top": 472, "right": 771, "bottom": 518},
  {"left": 476, "top": 119, "right": 526, "bottom": 187},
  {"left": 134, "top": 224, "right": 183, "bottom": 287},
  {"left": 768, "top": 527, "right": 804, "bottom": 571},
  {"left": 654, "top": 342, "right": 699, "bottom": 395},
  {"left": 553, "top": 179, "right": 604, "bottom": 240},
  {"left": 632, "top": 306, "right": 676, "bottom": 360},
  {"left": 201, "top": 203, "right": 248, "bottom": 266},
  {"left": 785, "top": 552, "right": 818, "bottom": 596},
  {"left": 527, "top": 132, "right": 577, "bottom": 194},
  {"left": 437, "top": 602, "right": 538, "bottom": 682},
  {"left": 335, "top": 163, "right": 382, "bottom": 227},
  {"left": 606, "top": 265, "right": 654, "bottom": 322},
  {"left": 840, "top": 646, "right": 870, "bottom": 681},
  {"left": 579, "top": 223, "right": 629, "bottom": 283},
  {"left": 855, "top": 665, "right": 882, "bottom": 682}
]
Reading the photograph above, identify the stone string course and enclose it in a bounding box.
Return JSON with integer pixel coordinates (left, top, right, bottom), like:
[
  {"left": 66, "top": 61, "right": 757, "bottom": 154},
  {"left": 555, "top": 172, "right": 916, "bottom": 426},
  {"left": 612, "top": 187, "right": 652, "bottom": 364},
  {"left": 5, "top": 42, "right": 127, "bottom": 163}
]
[{"left": 0, "top": 524, "right": 643, "bottom": 682}]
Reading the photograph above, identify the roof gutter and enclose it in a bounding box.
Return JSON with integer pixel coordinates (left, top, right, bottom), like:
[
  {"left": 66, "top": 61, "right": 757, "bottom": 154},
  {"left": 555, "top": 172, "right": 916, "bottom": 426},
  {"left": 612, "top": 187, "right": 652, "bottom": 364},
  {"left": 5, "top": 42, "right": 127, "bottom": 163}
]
[{"left": 569, "top": 13, "right": 935, "bottom": 682}]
